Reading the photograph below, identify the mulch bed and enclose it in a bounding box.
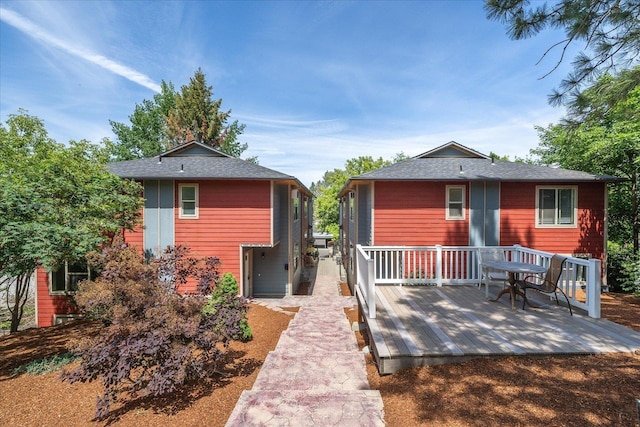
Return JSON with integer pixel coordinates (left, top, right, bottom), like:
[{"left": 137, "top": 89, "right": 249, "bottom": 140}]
[{"left": 1, "top": 290, "right": 639, "bottom": 426}]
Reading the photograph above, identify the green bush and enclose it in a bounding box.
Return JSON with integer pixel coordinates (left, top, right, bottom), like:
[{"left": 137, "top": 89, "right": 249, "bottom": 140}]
[
  {"left": 203, "top": 273, "right": 252, "bottom": 341},
  {"left": 12, "top": 352, "right": 77, "bottom": 376},
  {"left": 607, "top": 242, "right": 640, "bottom": 294}
]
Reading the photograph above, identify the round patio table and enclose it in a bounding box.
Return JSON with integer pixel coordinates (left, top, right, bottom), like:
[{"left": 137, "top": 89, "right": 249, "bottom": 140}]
[{"left": 483, "top": 260, "right": 547, "bottom": 310}]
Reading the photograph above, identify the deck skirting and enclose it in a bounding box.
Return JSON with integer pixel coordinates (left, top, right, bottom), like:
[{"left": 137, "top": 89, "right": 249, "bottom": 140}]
[{"left": 357, "top": 285, "right": 640, "bottom": 375}]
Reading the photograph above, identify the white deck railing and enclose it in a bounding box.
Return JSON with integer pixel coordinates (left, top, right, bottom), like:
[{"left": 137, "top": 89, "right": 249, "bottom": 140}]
[{"left": 356, "top": 244, "right": 601, "bottom": 319}]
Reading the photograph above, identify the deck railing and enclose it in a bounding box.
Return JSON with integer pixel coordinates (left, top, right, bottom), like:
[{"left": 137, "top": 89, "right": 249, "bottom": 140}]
[{"left": 356, "top": 244, "right": 601, "bottom": 319}]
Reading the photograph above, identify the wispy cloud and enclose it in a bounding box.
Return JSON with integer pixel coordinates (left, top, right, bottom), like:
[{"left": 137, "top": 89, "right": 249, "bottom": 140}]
[{"left": 0, "top": 7, "right": 160, "bottom": 93}]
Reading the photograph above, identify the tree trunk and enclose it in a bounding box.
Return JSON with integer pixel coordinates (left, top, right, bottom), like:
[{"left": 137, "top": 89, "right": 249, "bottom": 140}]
[{"left": 8, "top": 274, "right": 32, "bottom": 334}]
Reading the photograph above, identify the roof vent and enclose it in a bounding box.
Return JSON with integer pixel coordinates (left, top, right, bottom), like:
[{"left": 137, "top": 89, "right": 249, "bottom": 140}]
[
  {"left": 491, "top": 156, "right": 495, "bottom": 165},
  {"left": 157, "top": 156, "right": 162, "bottom": 164},
  {"left": 459, "top": 165, "right": 464, "bottom": 174},
  {"left": 179, "top": 164, "right": 184, "bottom": 173}
]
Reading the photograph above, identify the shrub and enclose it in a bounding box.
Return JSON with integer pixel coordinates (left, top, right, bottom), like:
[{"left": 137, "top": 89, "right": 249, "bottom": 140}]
[
  {"left": 203, "top": 272, "right": 252, "bottom": 341},
  {"left": 61, "top": 241, "right": 249, "bottom": 419},
  {"left": 12, "top": 352, "right": 77, "bottom": 376},
  {"left": 607, "top": 242, "right": 640, "bottom": 294}
]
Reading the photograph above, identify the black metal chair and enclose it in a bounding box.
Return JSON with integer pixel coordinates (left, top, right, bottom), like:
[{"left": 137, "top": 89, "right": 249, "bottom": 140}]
[{"left": 516, "top": 254, "right": 573, "bottom": 316}]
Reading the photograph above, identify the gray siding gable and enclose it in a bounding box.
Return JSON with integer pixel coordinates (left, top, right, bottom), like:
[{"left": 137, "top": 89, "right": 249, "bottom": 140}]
[{"left": 416, "top": 141, "right": 489, "bottom": 159}]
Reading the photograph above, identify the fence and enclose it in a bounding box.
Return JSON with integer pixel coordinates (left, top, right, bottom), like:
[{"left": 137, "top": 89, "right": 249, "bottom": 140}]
[{"left": 356, "top": 244, "right": 601, "bottom": 319}]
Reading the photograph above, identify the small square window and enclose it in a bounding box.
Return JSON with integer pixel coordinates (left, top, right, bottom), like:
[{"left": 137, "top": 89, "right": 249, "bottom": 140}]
[
  {"left": 50, "top": 261, "right": 91, "bottom": 294},
  {"left": 179, "top": 184, "right": 198, "bottom": 218},
  {"left": 446, "top": 185, "right": 465, "bottom": 220}
]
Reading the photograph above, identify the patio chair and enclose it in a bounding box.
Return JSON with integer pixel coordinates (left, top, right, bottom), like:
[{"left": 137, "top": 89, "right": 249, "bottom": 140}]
[
  {"left": 478, "top": 248, "right": 509, "bottom": 298},
  {"left": 516, "top": 254, "right": 573, "bottom": 316}
]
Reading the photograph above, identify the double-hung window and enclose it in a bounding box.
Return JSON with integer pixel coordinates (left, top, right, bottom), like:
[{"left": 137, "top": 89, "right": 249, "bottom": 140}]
[
  {"left": 536, "top": 186, "right": 577, "bottom": 227},
  {"left": 179, "top": 183, "right": 198, "bottom": 219},
  {"left": 50, "top": 261, "right": 91, "bottom": 294},
  {"left": 446, "top": 185, "right": 465, "bottom": 220}
]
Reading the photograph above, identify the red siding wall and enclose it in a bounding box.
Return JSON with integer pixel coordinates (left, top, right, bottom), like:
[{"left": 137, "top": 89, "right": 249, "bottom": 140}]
[
  {"left": 372, "top": 180, "right": 606, "bottom": 261},
  {"left": 173, "top": 180, "right": 272, "bottom": 282},
  {"left": 500, "top": 182, "right": 606, "bottom": 259},
  {"left": 374, "top": 181, "right": 469, "bottom": 246},
  {"left": 35, "top": 268, "right": 78, "bottom": 327},
  {"left": 123, "top": 223, "right": 144, "bottom": 251},
  {"left": 37, "top": 179, "right": 273, "bottom": 328}
]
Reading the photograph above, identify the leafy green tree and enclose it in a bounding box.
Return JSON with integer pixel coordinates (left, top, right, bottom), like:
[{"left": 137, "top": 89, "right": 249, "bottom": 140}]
[
  {"left": 532, "top": 70, "right": 639, "bottom": 255},
  {"left": 315, "top": 168, "right": 349, "bottom": 237},
  {"left": 107, "top": 69, "right": 248, "bottom": 159},
  {"left": 0, "top": 110, "right": 143, "bottom": 333},
  {"left": 106, "top": 81, "right": 176, "bottom": 160},
  {"left": 485, "top": 0, "right": 640, "bottom": 105},
  {"left": 314, "top": 155, "right": 401, "bottom": 237}
]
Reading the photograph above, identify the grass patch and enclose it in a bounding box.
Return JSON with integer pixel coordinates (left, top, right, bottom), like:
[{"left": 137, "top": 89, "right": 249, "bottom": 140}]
[
  {"left": 0, "top": 321, "right": 10, "bottom": 330},
  {"left": 12, "top": 352, "right": 77, "bottom": 376}
]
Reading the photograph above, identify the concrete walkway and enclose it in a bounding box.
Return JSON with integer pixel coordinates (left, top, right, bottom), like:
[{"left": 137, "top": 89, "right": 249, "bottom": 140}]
[{"left": 225, "top": 251, "right": 385, "bottom": 426}]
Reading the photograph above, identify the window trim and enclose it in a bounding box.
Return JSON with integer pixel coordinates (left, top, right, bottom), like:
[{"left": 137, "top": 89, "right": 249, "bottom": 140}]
[
  {"left": 446, "top": 185, "right": 466, "bottom": 220},
  {"left": 178, "top": 183, "right": 199, "bottom": 219},
  {"left": 54, "top": 314, "right": 82, "bottom": 325},
  {"left": 535, "top": 185, "right": 578, "bottom": 228},
  {"left": 49, "top": 262, "right": 90, "bottom": 295}
]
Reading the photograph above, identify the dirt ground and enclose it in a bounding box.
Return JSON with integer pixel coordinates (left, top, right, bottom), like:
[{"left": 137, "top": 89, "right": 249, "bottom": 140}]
[{"left": 1, "top": 292, "right": 639, "bottom": 426}]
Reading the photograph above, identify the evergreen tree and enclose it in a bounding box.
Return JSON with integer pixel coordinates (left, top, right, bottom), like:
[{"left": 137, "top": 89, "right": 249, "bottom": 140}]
[
  {"left": 485, "top": 0, "right": 640, "bottom": 105},
  {"left": 107, "top": 69, "right": 248, "bottom": 159},
  {"left": 166, "top": 68, "right": 247, "bottom": 155}
]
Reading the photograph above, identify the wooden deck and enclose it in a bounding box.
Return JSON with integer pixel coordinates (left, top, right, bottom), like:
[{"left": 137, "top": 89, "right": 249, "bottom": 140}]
[{"left": 358, "top": 285, "right": 640, "bottom": 374}]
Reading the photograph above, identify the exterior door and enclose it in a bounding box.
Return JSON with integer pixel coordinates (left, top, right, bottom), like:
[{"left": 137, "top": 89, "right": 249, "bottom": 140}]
[{"left": 243, "top": 249, "right": 253, "bottom": 297}]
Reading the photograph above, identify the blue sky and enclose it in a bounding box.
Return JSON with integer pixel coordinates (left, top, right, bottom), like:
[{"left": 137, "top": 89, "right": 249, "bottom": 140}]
[{"left": 0, "top": 1, "right": 575, "bottom": 186}]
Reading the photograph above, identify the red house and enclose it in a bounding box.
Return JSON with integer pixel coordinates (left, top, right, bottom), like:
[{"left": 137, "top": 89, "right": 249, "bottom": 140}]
[
  {"left": 338, "top": 142, "right": 621, "bottom": 290},
  {"left": 35, "top": 141, "right": 313, "bottom": 327}
]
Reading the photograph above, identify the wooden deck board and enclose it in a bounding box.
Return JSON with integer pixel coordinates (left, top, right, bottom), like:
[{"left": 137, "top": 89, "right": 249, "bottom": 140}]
[
  {"left": 362, "top": 285, "right": 640, "bottom": 374},
  {"left": 377, "top": 286, "right": 453, "bottom": 355},
  {"left": 405, "top": 287, "right": 518, "bottom": 354}
]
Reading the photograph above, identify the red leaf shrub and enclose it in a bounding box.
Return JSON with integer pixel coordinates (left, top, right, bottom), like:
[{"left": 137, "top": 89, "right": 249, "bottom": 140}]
[{"left": 61, "top": 241, "right": 249, "bottom": 419}]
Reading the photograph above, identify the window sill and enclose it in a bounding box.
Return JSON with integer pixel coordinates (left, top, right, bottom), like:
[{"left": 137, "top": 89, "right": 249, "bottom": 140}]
[
  {"left": 535, "top": 223, "right": 577, "bottom": 229},
  {"left": 49, "top": 291, "right": 77, "bottom": 296}
]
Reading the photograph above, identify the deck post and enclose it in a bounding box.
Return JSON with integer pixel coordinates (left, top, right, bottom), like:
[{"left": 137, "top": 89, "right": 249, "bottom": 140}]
[
  {"left": 367, "top": 256, "right": 376, "bottom": 318},
  {"left": 512, "top": 244, "right": 522, "bottom": 262},
  {"left": 436, "top": 245, "right": 443, "bottom": 287},
  {"left": 587, "top": 258, "right": 601, "bottom": 318}
]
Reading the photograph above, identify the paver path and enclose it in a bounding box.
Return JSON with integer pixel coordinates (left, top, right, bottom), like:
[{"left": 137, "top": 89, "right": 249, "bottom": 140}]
[{"left": 226, "top": 251, "right": 385, "bottom": 426}]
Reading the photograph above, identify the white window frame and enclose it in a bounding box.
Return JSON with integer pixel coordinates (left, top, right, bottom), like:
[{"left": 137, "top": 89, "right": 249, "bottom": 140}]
[
  {"left": 179, "top": 183, "right": 199, "bottom": 219},
  {"left": 446, "top": 185, "right": 465, "bottom": 220},
  {"left": 53, "top": 314, "right": 82, "bottom": 325},
  {"left": 49, "top": 262, "right": 90, "bottom": 295},
  {"left": 535, "top": 185, "right": 578, "bottom": 228}
]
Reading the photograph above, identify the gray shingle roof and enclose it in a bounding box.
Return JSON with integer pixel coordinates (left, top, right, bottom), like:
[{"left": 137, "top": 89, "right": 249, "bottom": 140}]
[
  {"left": 350, "top": 157, "right": 621, "bottom": 182},
  {"left": 108, "top": 156, "right": 295, "bottom": 180}
]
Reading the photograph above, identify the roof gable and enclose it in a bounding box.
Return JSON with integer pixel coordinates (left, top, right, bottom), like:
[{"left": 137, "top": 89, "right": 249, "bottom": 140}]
[
  {"left": 415, "top": 141, "right": 489, "bottom": 159},
  {"left": 160, "top": 140, "right": 231, "bottom": 158},
  {"left": 107, "top": 141, "right": 312, "bottom": 195},
  {"left": 340, "top": 142, "right": 622, "bottom": 194}
]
